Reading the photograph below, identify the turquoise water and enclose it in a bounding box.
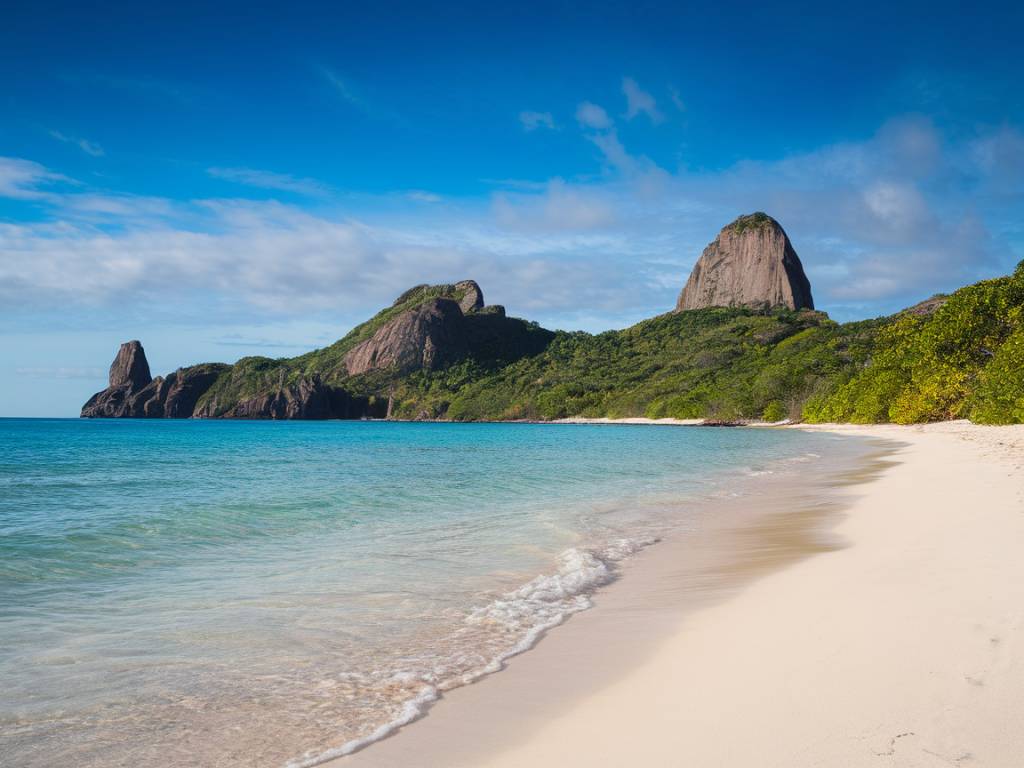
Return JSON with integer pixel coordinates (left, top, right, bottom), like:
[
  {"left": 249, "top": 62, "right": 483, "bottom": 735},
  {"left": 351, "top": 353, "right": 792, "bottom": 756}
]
[{"left": 1, "top": 419, "right": 849, "bottom": 766}]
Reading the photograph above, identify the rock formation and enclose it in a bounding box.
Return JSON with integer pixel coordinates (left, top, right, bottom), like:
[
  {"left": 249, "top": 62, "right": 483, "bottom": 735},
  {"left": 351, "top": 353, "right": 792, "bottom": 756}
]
[
  {"left": 390, "top": 280, "right": 484, "bottom": 315},
  {"left": 81, "top": 341, "right": 154, "bottom": 417},
  {"left": 344, "top": 298, "right": 468, "bottom": 376},
  {"left": 194, "top": 376, "right": 385, "bottom": 419},
  {"left": 82, "top": 341, "right": 229, "bottom": 418},
  {"left": 453, "top": 279, "right": 484, "bottom": 314},
  {"left": 108, "top": 340, "right": 152, "bottom": 389},
  {"left": 676, "top": 212, "right": 813, "bottom": 312},
  {"left": 143, "top": 365, "right": 231, "bottom": 417},
  {"left": 80, "top": 279, "right": 552, "bottom": 419}
]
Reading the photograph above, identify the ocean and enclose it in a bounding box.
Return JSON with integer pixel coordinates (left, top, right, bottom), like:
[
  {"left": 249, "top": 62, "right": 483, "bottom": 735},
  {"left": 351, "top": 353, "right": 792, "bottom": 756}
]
[{"left": 0, "top": 418, "right": 854, "bottom": 766}]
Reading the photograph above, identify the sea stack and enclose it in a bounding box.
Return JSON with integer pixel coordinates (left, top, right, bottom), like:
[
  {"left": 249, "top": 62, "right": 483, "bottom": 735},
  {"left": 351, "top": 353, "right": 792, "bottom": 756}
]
[{"left": 676, "top": 212, "right": 814, "bottom": 312}]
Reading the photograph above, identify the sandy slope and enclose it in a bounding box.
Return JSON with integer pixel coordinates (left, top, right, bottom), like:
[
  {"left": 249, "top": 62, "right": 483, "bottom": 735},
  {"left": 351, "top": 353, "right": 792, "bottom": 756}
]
[{"left": 344, "top": 421, "right": 1024, "bottom": 767}]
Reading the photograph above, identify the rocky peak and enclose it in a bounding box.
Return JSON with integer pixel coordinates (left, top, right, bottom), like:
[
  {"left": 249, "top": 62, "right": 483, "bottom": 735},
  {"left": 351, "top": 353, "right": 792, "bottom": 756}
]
[
  {"left": 453, "top": 280, "right": 484, "bottom": 313},
  {"left": 390, "top": 280, "right": 484, "bottom": 314},
  {"left": 108, "top": 340, "right": 152, "bottom": 389},
  {"left": 676, "top": 213, "right": 814, "bottom": 312},
  {"left": 344, "top": 297, "right": 467, "bottom": 376}
]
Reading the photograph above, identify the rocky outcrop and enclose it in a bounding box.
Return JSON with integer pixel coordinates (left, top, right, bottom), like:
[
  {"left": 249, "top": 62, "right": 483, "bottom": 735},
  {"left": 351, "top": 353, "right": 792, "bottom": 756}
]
[
  {"left": 902, "top": 294, "right": 949, "bottom": 317},
  {"left": 344, "top": 298, "right": 468, "bottom": 376},
  {"left": 81, "top": 341, "right": 154, "bottom": 417},
  {"left": 109, "top": 340, "right": 152, "bottom": 389},
  {"left": 142, "top": 365, "right": 231, "bottom": 417},
  {"left": 82, "top": 342, "right": 228, "bottom": 418},
  {"left": 81, "top": 279, "right": 553, "bottom": 419},
  {"left": 676, "top": 213, "right": 813, "bottom": 312},
  {"left": 390, "top": 280, "right": 484, "bottom": 315},
  {"left": 453, "top": 280, "right": 484, "bottom": 313},
  {"left": 194, "top": 376, "right": 385, "bottom": 419}
]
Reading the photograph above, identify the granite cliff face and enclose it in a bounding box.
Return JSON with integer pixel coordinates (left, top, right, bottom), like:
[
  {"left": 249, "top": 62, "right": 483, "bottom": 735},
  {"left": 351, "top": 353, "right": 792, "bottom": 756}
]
[
  {"left": 676, "top": 213, "right": 814, "bottom": 312},
  {"left": 194, "top": 376, "right": 384, "bottom": 419},
  {"left": 108, "top": 340, "right": 151, "bottom": 389},
  {"left": 344, "top": 298, "right": 468, "bottom": 376},
  {"left": 81, "top": 341, "right": 153, "bottom": 417}
]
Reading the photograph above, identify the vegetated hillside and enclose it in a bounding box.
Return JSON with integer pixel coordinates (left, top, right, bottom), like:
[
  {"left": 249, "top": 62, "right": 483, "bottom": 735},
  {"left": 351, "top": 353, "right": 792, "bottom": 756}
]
[
  {"left": 82, "top": 262, "right": 1024, "bottom": 425},
  {"left": 384, "top": 308, "right": 883, "bottom": 421},
  {"left": 192, "top": 282, "right": 553, "bottom": 417},
  {"left": 377, "top": 260, "right": 1024, "bottom": 425},
  {"left": 804, "top": 261, "right": 1024, "bottom": 425}
]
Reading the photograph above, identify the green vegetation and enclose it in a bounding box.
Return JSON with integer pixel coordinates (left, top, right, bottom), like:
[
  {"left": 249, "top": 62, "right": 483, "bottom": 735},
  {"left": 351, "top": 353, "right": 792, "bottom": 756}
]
[
  {"left": 727, "top": 211, "right": 775, "bottom": 235},
  {"left": 387, "top": 308, "right": 882, "bottom": 421},
  {"left": 804, "top": 261, "right": 1024, "bottom": 424},
  {"left": 193, "top": 262, "right": 1024, "bottom": 424}
]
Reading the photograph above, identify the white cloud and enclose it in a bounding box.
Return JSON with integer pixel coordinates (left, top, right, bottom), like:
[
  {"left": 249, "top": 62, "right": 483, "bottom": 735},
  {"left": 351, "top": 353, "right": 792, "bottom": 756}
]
[
  {"left": 587, "top": 130, "right": 637, "bottom": 173},
  {"left": 862, "top": 181, "right": 931, "bottom": 236},
  {"left": 49, "top": 130, "right": 105, "bottom": 157},
  {"left": 2, "top": 116, "right": 1021, "bottom": 332},
  {"left": 0, "top": 157, "right": 73, "bottom": 200},
  {"left": 519, "top": 111, "right": 555, "bottom": 131},
  {"left": 493, "top": 178, "right": 617, "bottom": 232},
  {"left": 622, "top": 77, "right": 664, "bottom": 123},
  {"left": 406, "top": 190, "right": 442, "bottom": 203},
  {"left": 207, "top": 166, "right": 332, "bottom": 197},
  {"left": 575, "top": 101, "right": 612, "bottom": 130}
]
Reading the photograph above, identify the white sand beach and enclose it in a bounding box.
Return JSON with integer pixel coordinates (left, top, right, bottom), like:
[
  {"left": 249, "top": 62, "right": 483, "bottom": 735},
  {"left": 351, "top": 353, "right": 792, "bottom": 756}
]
[{"left": 343, "top": 421, "right": 1024, "bottom": 767}]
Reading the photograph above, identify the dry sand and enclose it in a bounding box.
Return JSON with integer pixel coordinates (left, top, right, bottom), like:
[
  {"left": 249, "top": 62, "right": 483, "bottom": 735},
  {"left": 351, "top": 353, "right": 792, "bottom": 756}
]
[{"left": 342, "top": 421, "right": 1024, "bottom": 767}]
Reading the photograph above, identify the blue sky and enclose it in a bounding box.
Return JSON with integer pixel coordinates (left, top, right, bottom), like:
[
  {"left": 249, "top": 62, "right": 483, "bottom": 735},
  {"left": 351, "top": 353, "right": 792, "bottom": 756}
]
[{"left": 2, "top": 0, "right": 1023, "bottom": 416}]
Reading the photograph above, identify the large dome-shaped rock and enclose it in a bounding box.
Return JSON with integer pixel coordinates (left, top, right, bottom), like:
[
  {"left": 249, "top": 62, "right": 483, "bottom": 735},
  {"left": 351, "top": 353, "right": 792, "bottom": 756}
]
[
  {"left": 344, "top": 298, "right": 467, "bottom": 376},
  {"left": 676, "top": 213, "right": 814, "bottom": 312}
]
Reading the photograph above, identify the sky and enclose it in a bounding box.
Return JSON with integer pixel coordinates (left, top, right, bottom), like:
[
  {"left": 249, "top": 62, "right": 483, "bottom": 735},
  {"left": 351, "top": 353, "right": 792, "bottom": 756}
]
[{"left": 2, "top": 0, "right": 1023, "bottom": 416}]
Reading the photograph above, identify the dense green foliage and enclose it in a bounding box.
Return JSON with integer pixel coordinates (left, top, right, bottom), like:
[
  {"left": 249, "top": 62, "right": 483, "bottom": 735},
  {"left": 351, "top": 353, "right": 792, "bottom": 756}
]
[
  {"left": 387, "top": 309, "right": 882, "bottom": 421},
  {"left": 804, "top": 261, "right": 1024, "bottom": 424},
  {"left": 727, "top": 211, "right": 775, "bottom": 235},
  {"left": 193, "top": 262, "right": 1024, "bottom": 424}
]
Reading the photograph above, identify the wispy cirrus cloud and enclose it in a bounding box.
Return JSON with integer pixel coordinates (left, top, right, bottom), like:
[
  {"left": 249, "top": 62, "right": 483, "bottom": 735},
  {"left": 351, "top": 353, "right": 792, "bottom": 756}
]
[
  {"left": 0, "top": 156, "right": 74, "bottom": 200},
  {"left": 406, "top": 190, "right": 442, "bottom": 203},
  {"left": 519, "top": 111, "right": 555, "bottom": 131},
  {"left": 668, "top": 85, "right": 685, "bottom": 112},
  {"left": 622, "top": 77, "right": 664, "bottom": 124},
  {"left": 321, "top": 67, "right": 369, "bottom": 112},
  {"left": 49, "top": 130, "right": 105, "bottom": 157},
  {"left": 207, "top": 166, "right": 333, "bottom": 197}
]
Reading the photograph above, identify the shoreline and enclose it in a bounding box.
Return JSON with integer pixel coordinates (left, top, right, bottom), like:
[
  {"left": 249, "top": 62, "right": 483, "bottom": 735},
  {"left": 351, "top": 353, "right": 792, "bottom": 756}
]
[
  {"left": 340, "top": 420, "right": 1024, "bottom": 766},
  {"left": 339, "top": 424, "right": 894, "bottom": 766}
]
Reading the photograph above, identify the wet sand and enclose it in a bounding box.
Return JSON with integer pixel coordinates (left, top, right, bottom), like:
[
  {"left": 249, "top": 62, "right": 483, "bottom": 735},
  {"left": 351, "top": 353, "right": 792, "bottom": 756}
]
[{"left": 340, "top": 426, "right": 928, "bottom": 766}]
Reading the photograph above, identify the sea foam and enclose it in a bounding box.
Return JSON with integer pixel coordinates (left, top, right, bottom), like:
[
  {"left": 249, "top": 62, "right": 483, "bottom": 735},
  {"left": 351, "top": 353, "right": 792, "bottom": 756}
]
[{"left": 285, "top": 537, "right": 655, "bottom": 767}]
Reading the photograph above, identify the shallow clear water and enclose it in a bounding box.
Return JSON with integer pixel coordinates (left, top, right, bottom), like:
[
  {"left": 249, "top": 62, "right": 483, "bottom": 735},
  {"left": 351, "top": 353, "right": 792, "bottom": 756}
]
[{"left": 0, "top": 419, "right": 848, "bottom": 766}]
